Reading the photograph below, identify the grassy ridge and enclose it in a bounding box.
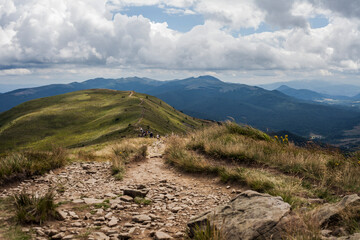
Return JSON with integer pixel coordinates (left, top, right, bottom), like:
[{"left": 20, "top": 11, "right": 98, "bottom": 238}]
[{"left": 0, "top": 89, "right": 206, "bottom": 153}]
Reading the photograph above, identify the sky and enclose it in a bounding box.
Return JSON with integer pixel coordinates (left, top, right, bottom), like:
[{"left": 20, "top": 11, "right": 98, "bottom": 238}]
[{"left": 1, "top": 0, "right": 360, "bottom": 87}]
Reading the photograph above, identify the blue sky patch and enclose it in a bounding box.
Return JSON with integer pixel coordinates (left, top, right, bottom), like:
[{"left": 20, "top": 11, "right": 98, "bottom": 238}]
[
  {"left": 309, "top": 16, "right": 329, "bottom": 29},
  {"left": 118, "top": 6, "right": 204, "bottom": 32}
]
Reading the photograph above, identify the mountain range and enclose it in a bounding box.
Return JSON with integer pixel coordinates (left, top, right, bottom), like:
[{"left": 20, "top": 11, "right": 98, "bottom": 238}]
[
  {"left": 275, "top": 85, "right": 360, "bottom": 108},
  {"left": 260, "top": 80, "right": 360, "bottom": 97},
  {"left": 1, "top": 76, "right": 360, "bottom": 148}
]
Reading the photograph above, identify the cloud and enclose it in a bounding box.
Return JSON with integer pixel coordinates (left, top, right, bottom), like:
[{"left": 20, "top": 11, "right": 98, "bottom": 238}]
[
  {"left": 0, "top": 0, "right": 360, "bottom": 83},
  {"left": 255, "top": 0, "right": 308, "bottom": 29},
  {"left": 0, "top": 68, "right": 31, "bottom": 76},
  {"left": 313, "top": 0, "right": 360, "bottom": 19}
]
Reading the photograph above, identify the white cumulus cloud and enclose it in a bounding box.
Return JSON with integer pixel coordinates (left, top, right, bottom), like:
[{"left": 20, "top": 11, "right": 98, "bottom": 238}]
[{"left": 0, "top": 0, "right": 360, "bottom": 84}]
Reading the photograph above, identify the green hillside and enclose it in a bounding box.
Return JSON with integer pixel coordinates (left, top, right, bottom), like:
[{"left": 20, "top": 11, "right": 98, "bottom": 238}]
[{"left": 0, "top": 89, "right": 206, "bottom": 153}]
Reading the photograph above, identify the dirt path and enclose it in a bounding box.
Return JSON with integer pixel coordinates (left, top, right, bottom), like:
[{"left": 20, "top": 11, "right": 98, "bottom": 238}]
[
  {"left": 135, "top": 98, "right": 145, "bottom": 126},
  {"left": 0, "top": 141, "right": 235, "bottom": 240}
]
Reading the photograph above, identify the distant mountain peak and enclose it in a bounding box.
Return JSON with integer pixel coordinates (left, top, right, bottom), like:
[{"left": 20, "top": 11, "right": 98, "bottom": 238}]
[
  {"left": 196, "top": 75, "right": 222, "bottom": 82},
  {"left": 276, "top": 85, "right": 292, "bottom": 91}
]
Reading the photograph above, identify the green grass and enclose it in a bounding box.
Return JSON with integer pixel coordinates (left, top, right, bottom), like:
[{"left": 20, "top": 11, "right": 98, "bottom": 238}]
[
  {"left": 134, "top": 197, "right": 152, "bottom": 205},
  {"left": 0, "top": 197, "right": 31, "bottom": 240},
  {"left": 13, "top": 191, "right": 59, "bottom": 224},
  {"left": 94, "top": 202, "right": 110, "bottom": 209},
  {"left": 2, "top": 227, "right": 31, "bottom": 240},
  {"left": 0, "top": 89, "right": 207, "bottom": 153},
  {"left": 0, "top": 146, "right": 67, "bottom": 184}
]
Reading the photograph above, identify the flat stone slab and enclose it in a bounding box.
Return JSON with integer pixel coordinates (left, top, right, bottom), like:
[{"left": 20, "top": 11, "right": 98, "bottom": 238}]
[
  {"left": 83, "top": 198, "right": 103, "bottom": 204},
  {"left": 133, "top": 214, "right": 151, "bottom": 223},
  {"left": 120, "top": 195, "right": 134, "bottom": 202},
  {"left": 153, "top": 231, "right": 172, "bottom": 240},
  {"left": 188, "top": 190, "right": 291, "bottom": 240}
]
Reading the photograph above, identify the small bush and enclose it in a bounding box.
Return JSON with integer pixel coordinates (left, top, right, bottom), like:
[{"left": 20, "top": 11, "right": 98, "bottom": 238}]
[{"left": 14, "top": 191, "right": 59, "bottom": 224}]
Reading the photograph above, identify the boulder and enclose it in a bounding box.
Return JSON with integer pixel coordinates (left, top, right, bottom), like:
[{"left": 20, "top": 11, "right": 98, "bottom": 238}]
[
  {"left": 124, "top": 188, "right": 149, "bottom": 198},
  {"left": 187, "top": 190, "right": 291, "bottom": 240},
  {"left": 313, "top": 194, "right": 360, "bottom": 227}
]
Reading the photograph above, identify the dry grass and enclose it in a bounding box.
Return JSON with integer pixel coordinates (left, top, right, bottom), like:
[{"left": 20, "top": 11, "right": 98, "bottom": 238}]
[
  {"left": 284, "top": 212, "right": 322, "bottom": 240},
  {"left": 165, "top": 135, "right": 312, "bottom": 207},
  {"left": 0, "top": 146, "right": 68, "bottom": 185},
  {"left": 165, "top": 122, "right": 360, "bottom": 207},
  {"left": 110, "top": 139, "right": 148, "bottom": 181},
  {"left": 187, "top": 122, "right": 360, "bottom": 193}
]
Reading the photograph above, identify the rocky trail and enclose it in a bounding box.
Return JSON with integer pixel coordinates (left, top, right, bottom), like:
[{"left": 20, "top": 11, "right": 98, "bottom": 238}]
[{"left": 0, "top": 141, "right": 235, "bottom": 240}]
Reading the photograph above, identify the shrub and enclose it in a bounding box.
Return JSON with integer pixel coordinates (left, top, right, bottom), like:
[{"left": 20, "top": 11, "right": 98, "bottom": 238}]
[{"left": 14, "top": 191, "right": 59, "bottom": 224}]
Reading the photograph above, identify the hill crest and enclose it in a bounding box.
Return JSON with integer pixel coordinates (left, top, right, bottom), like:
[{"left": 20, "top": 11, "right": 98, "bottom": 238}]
[{"left": 0, "top": 89, "right": 206, "bottom": 152}]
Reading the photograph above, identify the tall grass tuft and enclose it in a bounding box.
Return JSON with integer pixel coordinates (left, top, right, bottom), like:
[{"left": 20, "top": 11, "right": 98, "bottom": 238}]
[
  {"left": 187, "top": 219, "right": 226, "bottom": 240},
  {"left": 14, "top": 191, "right": 59, "bottom": 225},
  {"left": 0, "top": 146, "right": 67, "bottom": 185}
]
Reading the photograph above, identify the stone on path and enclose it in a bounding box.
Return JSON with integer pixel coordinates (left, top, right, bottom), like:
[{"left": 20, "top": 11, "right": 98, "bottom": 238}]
[
  {"left": 92, "top": 232, "right": 109, "bottom": 240},
  {"left": 84, "top": 198, "right": 104, "bottom": 204},
  {"left": 124, "top": 188, "right": 149, "bottom": 198},
  {"left": 56, "top": 210, "right": 67, "bottom": 220},
  {"left": 120, "top": 195, "right": 134, "bottom": 202},
  {"left": 107, "top": 217, "right": 118, "bottom": 227},
  {"left": 51, "top": 232, "right": 65, "bottom": 240},
  {"left": 153, "top": 231, "right": 172, "bottom": 240},
  {"left": 133, "top": 214, "right": 151, "bottom": 223}
]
